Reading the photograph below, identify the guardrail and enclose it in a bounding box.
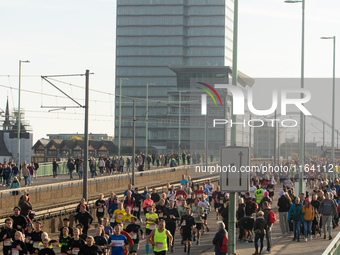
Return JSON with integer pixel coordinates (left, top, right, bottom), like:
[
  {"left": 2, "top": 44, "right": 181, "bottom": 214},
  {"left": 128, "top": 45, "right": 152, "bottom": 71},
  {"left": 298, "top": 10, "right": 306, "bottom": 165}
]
[
  {"left": 31, "top": 158, "right": 220, "bottom": 178},
  {"left": 322, "top": 230, "right": 340, "bottom": 255},
  {"left": 1, "top": 163, "right": 193, "bottom": 198}
]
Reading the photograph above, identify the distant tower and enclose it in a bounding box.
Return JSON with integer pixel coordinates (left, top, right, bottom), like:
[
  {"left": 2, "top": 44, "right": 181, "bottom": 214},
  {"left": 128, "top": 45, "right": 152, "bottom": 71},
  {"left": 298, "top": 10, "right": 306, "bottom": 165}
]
[{"left": 3, "top": 97, "right": 11, "bottom": 131}]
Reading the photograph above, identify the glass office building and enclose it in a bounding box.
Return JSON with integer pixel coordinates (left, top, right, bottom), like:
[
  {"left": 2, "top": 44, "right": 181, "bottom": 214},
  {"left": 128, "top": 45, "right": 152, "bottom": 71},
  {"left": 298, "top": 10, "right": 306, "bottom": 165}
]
[{"left": 115, "top": 0, "right": 236, "bottom": 153}]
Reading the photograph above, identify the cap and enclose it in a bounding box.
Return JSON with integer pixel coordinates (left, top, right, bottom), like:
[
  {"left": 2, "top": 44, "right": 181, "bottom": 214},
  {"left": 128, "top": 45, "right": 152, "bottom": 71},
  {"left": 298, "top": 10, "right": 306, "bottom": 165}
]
[
  {"left": 114, "top": 197, "right": 118, "bottom": 200},
  {"left": 80, "top": 204, "right": 86, "bottom": 208},
  {"left": 144, "top": 187, "right": 148, "bottom": 189}
]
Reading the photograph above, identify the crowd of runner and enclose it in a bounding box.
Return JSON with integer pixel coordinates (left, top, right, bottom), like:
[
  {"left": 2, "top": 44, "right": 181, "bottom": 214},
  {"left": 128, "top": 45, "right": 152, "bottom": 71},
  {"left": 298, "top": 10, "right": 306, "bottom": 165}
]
[{"left": 1, "top": 156, "right": 340, "bottom": 255}]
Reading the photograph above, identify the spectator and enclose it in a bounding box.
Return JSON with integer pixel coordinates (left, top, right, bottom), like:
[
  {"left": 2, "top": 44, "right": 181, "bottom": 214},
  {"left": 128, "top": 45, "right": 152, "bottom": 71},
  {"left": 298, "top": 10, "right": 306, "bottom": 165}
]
[
  {"left": 151, "top": 188, "right": 160, "bottom": 203},
  {"left": 262, "top": 201, "right": 274, "bottom": 254},
  {"left": 118, "top": 157, "right": 124, "bottom": 173},
  {"left": 33, "top": 160, "right": 39, "bottom": 179},
  {"left": 302, "top": 198, "right": 315, "bottom": 242},
  {"left": 10, "top": 177, "right": 20, "bottom": 196},
  {"left": 237, "top": 198, "right": 246, "bottom": 221},
  {"left": 288, "top": 197, "right": 303, "bottom": 242},
  {"left": 253, "top": 211, "right": 266, "bottom": 255},
  {"left": 277, "top": 190, "right": 291, "bottom": 236},
  {"left": 11, "top": 164, "right": 20, "bottom": 178},
  {"left": 68, "top": 160, "right": 75, "bottom": 180},
  {"left": 18, "top": 195, "right": 32, "bottom": 217},
  {"left": 52, "top": 159, "right": 59, "bottom": 179},
  {"left": 212, "top": 221, "right": 228, "bottom": 255},
  {"left": 319, "top": 192, "right": 337, "bottom": 240}
]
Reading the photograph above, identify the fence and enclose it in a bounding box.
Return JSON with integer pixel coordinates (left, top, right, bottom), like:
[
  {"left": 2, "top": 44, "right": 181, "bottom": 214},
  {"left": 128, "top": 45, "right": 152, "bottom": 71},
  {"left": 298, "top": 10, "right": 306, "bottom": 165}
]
[
  {"left": 322, "top": 231, "right": 340, "bottom": 255},
  {"left": 33, "top": 156, "right": 221, "bottom": 178}
]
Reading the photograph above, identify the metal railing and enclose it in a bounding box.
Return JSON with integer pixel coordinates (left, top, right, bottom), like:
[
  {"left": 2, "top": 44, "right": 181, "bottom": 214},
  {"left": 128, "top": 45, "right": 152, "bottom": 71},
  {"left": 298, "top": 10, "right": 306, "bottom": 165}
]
[{"left": 322, "top": 231, "right": 340, "bottom": 255}]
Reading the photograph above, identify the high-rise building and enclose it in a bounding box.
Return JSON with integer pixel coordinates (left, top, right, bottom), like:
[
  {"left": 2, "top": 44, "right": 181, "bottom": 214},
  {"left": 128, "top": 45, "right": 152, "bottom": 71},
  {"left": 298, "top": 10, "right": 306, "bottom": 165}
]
[{"left": 115, "top": 0, "right": 242, "bottom": 153}]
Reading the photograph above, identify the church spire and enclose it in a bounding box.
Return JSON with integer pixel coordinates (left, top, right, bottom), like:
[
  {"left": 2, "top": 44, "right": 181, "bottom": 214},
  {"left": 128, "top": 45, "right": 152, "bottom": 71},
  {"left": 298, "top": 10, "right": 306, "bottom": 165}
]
[{"left": 3, "top": 96, "right": 11, "bottom": 130}]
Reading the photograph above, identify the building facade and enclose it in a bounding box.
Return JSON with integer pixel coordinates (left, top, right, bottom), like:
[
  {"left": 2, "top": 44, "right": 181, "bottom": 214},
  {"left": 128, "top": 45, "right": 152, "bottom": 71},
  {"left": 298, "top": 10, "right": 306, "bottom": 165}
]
[
  {"left": 0, "top": 98, "right": 32, "bottom": 164},
  {"left": 115, "top": 0, "right": 235, "bottom": 153}
]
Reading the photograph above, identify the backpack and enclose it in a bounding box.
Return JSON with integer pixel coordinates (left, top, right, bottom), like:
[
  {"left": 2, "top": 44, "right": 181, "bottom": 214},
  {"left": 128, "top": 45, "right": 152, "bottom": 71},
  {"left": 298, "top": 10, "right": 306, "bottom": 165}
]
[
  {"left": 247, "top": 200, "right": 259, "bottom": 213},
  {"left": 217, "top": 232, "right": 228, "bottom": 253},
  {"left": 269, "top": 210, "right": 277, "bottom": 224}
]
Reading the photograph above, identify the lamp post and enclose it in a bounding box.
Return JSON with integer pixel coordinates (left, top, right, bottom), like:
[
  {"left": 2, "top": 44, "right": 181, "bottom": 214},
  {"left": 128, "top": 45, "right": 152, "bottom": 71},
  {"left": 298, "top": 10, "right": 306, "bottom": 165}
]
[
  {"left": 118, "top": 78, "right": 128, "bottom": 158},
  {"left": 321, "top": 36, "right": 336, "bottom": 181},
  {"left": 284, "top": 0, "right": 305, "bottom": 195},
  {"left": 146, "top": 83, "right": 154, "bottom": 158},
  {"left": 17, "top": 60, "right": 30, "bottom": 167}
]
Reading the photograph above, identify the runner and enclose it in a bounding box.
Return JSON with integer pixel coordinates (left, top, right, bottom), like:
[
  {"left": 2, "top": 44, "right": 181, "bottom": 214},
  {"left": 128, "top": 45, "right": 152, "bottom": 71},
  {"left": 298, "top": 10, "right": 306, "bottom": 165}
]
[
  {"left": 199, "top": 195, "right": 210, "bottom": 233},
  {"left": 145, "top": 206, "right": 158, "bottom": 255},
  {"left": 213, "top": 186, "right": 224, "bottom": 220},
  {"left": 148, "top": 220, "right": 173, "bottom": 255},
  {"left": 205, "top": 180, "right": 214, "bottom": 205},
  {"left": 156, "top": 199, "right": 167, "bottom": 220},
  {"left": 31, "top": 221, "right": 43, "bottom": 254},
  {"left": 132, "top": 188, "right": 144, "bottom": 221},
  {"left": 67, "top": 228, "right": 85, "bottom": 255},
  {"left": 38, "top": 238, "right": 56, "bottom": 255},
  {"left": 24, "top": 223, "right": 34, "bottom": 255},
  {"left": 11, "top": 231, "right": 27, "bottom": 255},
  {"left": 112, "top": 202, "right": 126, "bottom": 228},
  {"left": 74, "top": 205, "right": 93, "bottom": 235},
  {"left": 59, "top": 218, "right": 73, "bottom": 240},
  {"left": 164, "top": 200, "right": 179, "bottom": 252},
  {"left": 78, "top": 236, "right": 102, "bottom": 255},
  {"left": 122, "top": 208, "right": 133, "bottom": 230},
  {"left": 93, "top": 227, "right": 107, "bottom": 255},
  {"left": 95, "top": 194, "right": 106, "bottom": 226},
  {"left": 107, "top": 225, "right": 128, "bottom": 255},
  {"left": 0, "top": 218, "right": 16, "bottom": 255},
  {"left": 190, "top": 198, "right": 204, "bottom": 245},
  {"left": 59, "top": 228, "right": 72, "bottom": 255},
  {"left": 126, "top": 217, "right": 144, "bottom": 255},
  {"left": 10, "top": 207, "right": 27, "bottom": 232},
  {"left": 180, "top": 208, "right": 196, "bottom": 255}
]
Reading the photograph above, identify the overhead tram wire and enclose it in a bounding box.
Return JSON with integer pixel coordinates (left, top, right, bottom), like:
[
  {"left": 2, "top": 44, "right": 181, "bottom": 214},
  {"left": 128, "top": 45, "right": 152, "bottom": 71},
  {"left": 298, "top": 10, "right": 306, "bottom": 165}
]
[{"left": 0, "top": 83, "right": 200, "bottom": 112}]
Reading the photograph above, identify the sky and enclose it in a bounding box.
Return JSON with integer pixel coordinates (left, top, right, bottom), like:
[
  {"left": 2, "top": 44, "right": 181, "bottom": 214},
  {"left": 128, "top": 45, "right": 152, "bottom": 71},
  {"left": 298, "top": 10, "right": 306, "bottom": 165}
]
[{"left": 0, "top": 0, "right": 339, "bottom": 145}]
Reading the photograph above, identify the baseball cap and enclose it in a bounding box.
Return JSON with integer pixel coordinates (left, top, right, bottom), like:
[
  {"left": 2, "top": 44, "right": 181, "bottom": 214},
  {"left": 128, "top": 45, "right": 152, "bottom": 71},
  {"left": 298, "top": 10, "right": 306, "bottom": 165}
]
[{"left": 80, "top": 204, "right": 86, "bottom": 208}]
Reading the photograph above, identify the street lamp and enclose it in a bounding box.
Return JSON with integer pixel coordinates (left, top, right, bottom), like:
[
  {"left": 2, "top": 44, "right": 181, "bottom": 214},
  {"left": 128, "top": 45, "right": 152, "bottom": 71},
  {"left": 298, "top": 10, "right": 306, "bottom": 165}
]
[
  {"left": 17, "top": 60, "right": 30, "bottom": 167},
  {"left": 118, "top": 78, "right": 128, "bottom": 157},
  {"left": 145, "top": 83, "right": 155, "bottom": 158},
  {"left": 321, "top": 36, "right": 336, "bottom": 181},
  {"left": 284, "top": 0, "right": 305, "bottom": 196}
]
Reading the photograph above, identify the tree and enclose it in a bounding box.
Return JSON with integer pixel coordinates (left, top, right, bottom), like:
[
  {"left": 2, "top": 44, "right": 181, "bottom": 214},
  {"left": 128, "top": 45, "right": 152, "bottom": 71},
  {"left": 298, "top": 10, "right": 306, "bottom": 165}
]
[{"left": 70, "top": 136, "right": 83, "bottom": 141}]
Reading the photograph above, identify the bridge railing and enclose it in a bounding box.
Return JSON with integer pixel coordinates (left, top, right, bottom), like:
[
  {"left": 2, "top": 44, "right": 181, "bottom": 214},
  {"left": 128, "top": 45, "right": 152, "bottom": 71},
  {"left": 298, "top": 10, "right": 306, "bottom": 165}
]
[{"left": 322, "top": 228, "right": 340, "bottom": 255}]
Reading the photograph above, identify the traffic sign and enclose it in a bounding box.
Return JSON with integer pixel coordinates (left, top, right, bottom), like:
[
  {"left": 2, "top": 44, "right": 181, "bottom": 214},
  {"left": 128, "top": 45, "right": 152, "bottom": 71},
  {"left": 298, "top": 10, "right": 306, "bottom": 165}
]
[{"left": 220, "top": 146, "right": 250, "bottom": 192}]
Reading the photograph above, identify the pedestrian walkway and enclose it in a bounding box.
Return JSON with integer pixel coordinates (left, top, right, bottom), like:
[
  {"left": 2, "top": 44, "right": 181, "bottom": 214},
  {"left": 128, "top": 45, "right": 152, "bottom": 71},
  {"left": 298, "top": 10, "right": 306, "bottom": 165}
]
[{"left": 0, "top": 163, "right": 190, "bottom": 191}]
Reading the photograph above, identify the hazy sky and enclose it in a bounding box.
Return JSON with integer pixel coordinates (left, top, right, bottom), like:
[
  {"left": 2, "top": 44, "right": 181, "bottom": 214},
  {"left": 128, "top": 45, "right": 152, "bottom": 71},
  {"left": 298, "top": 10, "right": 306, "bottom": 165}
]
[{"left": 0, "top": 0, "right": 339, "bottom": 144}]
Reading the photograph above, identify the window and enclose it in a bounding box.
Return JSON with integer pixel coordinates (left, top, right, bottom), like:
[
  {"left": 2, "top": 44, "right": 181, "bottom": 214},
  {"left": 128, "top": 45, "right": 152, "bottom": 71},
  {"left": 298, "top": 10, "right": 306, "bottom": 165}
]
[
  {"left": 187, "top": 37, "right": 224, "bottom": 46},
  {"left": 117, "top": 27, "right": 183, "bottom": 36},
  {"left": 117, "top": 47, "right": 183, "bottom": 56},
  {"left": 117, "top": 37, "right": 183, "bottom": 46},
  {"left": 118, "top": 6, "right": 183, "bottom": 15},
  {"left": 118, "top": 16, "right": 184, "bottom": 26},
  {"left": 117, "top": 57, "right": 183, "bottom": 66}
]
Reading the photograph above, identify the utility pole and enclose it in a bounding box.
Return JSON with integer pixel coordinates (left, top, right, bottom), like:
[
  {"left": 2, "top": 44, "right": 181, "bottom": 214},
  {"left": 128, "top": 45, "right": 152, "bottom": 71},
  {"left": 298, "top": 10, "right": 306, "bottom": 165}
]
[
  {"left": 83, "top": 70, "right": 89, "bottom": 202},
  {"left": 118, "top": 78, "right": 128, "bottom": 157},
  {"left": 205, "top": 110, "right": 208, "bottom": 172},
  {"left": 17, "top": 60, "right": 30, "bottom": 168},
  {"left": 249, "top": 114, "right": 251, "bottom": 151},
  {"left": 132, "top": 100, "right": 136, "bottom": 185},
  {"left": 228, "top": 0, "right": 238, "bottom": 253},
  {"left": 323, "top": 122, "right": 325, "bottom": 154},
  {"left": 274, "top": 110, "right": 277, "bottom": 164},
  {"left": 178, "top": 91, "right": 181, "bottom": 164}
]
